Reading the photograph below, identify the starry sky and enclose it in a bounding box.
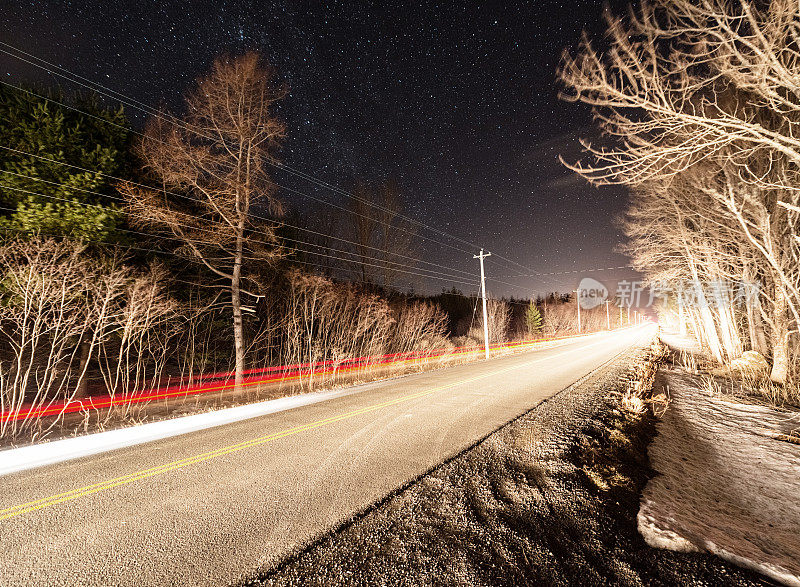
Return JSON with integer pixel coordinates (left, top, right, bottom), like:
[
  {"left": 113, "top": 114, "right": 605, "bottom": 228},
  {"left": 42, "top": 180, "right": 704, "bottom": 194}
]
[{"left": 0, "top": 0, "right": 641, "bottom": 298}]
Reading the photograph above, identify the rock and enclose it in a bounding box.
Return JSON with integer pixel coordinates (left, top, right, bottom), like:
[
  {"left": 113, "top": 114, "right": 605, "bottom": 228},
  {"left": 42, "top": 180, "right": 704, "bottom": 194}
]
[
  {"left": 710, "top": 350, "right": 770, "bottom": 377},
  {"left": 730, "top": 351, "right": 770, "bottom": 375}
]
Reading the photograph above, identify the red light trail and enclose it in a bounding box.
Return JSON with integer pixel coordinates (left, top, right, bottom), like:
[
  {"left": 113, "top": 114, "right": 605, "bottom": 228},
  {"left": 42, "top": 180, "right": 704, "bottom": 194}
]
[{"left": 0, "top": 333, "right": 593, "bottom": 424}]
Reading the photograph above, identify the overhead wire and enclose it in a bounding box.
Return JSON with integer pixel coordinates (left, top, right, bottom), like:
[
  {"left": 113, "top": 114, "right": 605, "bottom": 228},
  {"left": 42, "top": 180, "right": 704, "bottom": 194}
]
[
  {"left": 0, "top": 44, "right": 481, "bottom": 256},
  {"left": 0, "top": 165, "right": 477, "bottom": 280},
  {"left": 493, "top": 265, "right": 632, "bottom": 279},
  {"left": 0, "top": 150, "right": 596, "bottom": 296},
  {"left": 0, "top": 40, "right": 605, "bottom": 289},
  {"left": 0, "top": 182, "right": 480, "bottom": 287},
  {"left": 0, "top": 41, "right": 557, "bottom": 277},
  {"left": 0, "top": 221, "right": 482, "bottom": 302},
  {"left": 0, "top": 217, "right": 481, "bottom": 293}
]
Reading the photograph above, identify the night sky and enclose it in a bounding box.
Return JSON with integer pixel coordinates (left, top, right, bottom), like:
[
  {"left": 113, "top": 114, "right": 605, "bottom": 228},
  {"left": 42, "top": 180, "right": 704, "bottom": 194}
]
[{"left": 0, "top": 0, "right": 641, "bottom": 299}]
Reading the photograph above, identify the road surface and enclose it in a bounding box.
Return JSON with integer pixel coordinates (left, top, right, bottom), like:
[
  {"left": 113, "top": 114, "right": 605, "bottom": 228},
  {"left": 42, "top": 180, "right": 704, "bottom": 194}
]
[{"left": 0, "top": 326, "right": 652, "bottom": 586}]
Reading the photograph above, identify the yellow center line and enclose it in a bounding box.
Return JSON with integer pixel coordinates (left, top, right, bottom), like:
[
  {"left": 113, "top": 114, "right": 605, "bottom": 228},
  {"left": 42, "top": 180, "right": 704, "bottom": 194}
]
[{"left": 0, "top": 358, "right": 533, "bottom": 522}]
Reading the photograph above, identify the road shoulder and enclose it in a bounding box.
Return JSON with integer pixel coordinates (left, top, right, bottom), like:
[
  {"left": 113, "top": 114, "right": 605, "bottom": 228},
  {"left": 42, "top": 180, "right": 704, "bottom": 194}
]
[{"left": 639, "top": 340, "right": 800, "bottom": 586}]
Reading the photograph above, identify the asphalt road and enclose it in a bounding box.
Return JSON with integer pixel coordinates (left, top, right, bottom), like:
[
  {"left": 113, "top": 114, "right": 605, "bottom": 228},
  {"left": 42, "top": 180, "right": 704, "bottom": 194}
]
[{"left": 0, "top": 325, "right": 652, "bottom": 586}]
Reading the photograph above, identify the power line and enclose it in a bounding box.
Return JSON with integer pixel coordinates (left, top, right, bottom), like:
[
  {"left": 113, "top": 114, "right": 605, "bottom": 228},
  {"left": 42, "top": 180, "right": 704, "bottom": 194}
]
[
  {"left": 0, "top": 80, "right": 148, "bottom": 142},
  {"left": 0, "top": 73, "right": 475, "bottom": 261},
  {"left": 0, "top": 164, "right": 574, "bottom": 296},
  {"left": 0, "top": 45, "right": 478, "bottom": 255},
  {"left": 0, "top": 43, "right": 180, "bottom": 126},
  {"left": 271, "top": 180, "right": 473, "bottom": 256},
  {"left": 493, "top": 265, "right": 632, "bottom": 279},
  {"left": 277, "top": 219, "right": 475, "bottom": 278},
  {"left": 0, "top": 42, "right": 603, "bottom": 288},
  {"left": 0, "top": 151, "right": 605, "bottom": 297},
  {"left": 0, "top": 41, "right": 549, "bottom": 276},
  {"left": 270, "top": 163, "right": 481, "bottom": 251},
  {"left": 0, "top": 182, "right": 479, "bottom": 286},
  {"left": 0, "top": 216, "right": 480, "bottom": 292},
  {"left": 283, "top": 247, "right": 479, "bottom": 287},
  {"left": 0, "top": 200, "right": 254, "bottom": 268},
  {"left": 0, "top": 165, "right": 476, "bottom": 280},
  {"left": 0, "top": 223, "right": 482, "bottom": 304},
  {"left": 0, "top": 80, "right": 469, "bottom": 259},
  {"left": 279, "top": 256, "right": 475, "bottom": 289}
]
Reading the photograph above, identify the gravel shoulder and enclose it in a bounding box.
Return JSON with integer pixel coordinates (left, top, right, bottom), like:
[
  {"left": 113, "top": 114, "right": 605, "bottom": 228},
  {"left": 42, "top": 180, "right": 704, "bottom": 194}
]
[{"left": 242, "top": 341, "right": 769, "bottom": 586}]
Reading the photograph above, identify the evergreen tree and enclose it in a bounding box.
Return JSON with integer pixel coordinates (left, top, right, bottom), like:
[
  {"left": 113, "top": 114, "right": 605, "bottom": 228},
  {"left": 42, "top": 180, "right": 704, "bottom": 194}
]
[
  {"left": 525, "top": 300, "right": 542, "bottom": 335},
  {"left": 0, "top": 85, "right": 130, "bottom": 241}
]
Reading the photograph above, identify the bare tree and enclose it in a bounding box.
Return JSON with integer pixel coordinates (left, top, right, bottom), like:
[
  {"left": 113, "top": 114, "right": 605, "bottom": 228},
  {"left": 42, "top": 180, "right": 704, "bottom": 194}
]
[
  {"left": 540, "top": 294, "right": 609, "bottom": 336},
  {"left": 0, "top": 237, "right": 178, "bottom": 441},
  {"left": 559, "top": 0, "right": 800, "bottom": 382},
  {"left": 118, "top": 52, "right": 285, "bottom": 387},
  {"left": 350, "top": 180, "right": 417, "bottom": 288},
  {"left": 252, "top": 269, "right": 447, "bottom": 388},
  {"left": 559, "top": 0, "right": 800, "bottom": 321},
  {"left": 470, "top": 298, "right": 511, "bottom": 344},
  {"left": 559, "top": 1, "right": 800, "bottom": 190}
]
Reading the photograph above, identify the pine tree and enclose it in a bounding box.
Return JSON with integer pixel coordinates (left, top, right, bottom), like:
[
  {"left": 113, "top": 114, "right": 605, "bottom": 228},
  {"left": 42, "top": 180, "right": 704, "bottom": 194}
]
[
  {"left": 525, "top": 300, "right": 542, "bottom": 336},
  {"left": 0, "top": 85, "right": 130, "bottom": 241}
]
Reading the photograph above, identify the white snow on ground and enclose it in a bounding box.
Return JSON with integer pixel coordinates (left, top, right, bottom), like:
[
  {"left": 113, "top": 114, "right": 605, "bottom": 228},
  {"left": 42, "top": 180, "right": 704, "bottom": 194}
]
[
  {"left": 658, "top": 330, "right": 703, "bottom": 354},
  {"left": 639, "top": 334, "right": 800, "bottom": 586}
]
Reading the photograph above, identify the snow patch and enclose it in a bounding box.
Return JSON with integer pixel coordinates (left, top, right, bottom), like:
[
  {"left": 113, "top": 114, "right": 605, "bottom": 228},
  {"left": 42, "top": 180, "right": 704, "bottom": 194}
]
[
  {"left": 637, "top": 506, "right": 699, "bottom": 552},
  {"left": 639, "top": 369, "right": 800, "bottom": 585}
]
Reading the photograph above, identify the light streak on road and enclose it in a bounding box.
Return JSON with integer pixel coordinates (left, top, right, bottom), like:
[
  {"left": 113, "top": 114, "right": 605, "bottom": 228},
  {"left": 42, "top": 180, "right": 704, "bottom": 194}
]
[{"left": 0, "top": 332, "right": 601, "bottom": 425}]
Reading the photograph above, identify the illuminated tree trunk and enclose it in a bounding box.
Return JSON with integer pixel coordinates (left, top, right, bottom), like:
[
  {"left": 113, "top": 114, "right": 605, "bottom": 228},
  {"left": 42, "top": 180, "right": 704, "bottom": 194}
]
[
  {"left": 746, "top": 297, "right": 768, "bottom": 356},
  {"left": 76, "top": 338, "right": 91, "bottom": 398},
  {"left": 716, "top": 302, "right": 742, "bottom": 361},
  {"left": 771, "top": 288, "right": 790, "bottom": 385},
  {"left": 231, "top": 232, "right": 245, "bottom": 389}
]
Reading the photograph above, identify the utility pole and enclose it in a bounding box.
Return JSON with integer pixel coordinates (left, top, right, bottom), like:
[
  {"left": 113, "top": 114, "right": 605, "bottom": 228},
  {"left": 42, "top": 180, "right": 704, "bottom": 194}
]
[
  {"left": 605, "top": 299, "right": 611, "bottom": 330},
  {"left": 474, "top": 249, "right": 492, "bottom": 359},
  {"left": 573, "top": 289, "right": 582, "bottom": 333}
]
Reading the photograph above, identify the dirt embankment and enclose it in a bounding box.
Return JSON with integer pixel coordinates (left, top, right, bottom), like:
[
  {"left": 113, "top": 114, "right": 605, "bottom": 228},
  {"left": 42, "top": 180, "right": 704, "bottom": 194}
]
[{"left": 241, "top": 341, "right": 768, "bottom": 586}]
